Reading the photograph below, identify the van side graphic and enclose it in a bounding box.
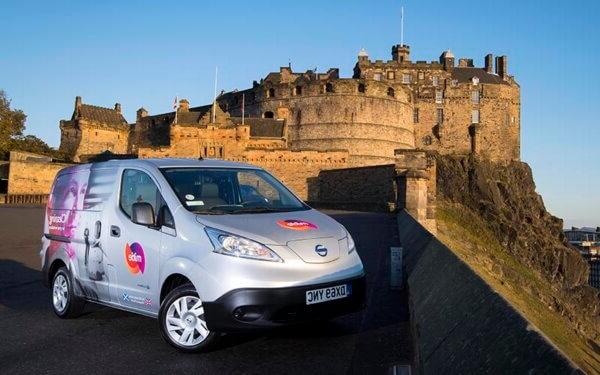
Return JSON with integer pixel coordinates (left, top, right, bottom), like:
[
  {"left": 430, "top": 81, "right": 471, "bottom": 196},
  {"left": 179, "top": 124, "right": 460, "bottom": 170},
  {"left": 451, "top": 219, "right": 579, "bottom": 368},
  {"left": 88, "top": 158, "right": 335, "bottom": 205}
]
[{"left": 125, "top": 242, "right": 146, "bottom": 274}]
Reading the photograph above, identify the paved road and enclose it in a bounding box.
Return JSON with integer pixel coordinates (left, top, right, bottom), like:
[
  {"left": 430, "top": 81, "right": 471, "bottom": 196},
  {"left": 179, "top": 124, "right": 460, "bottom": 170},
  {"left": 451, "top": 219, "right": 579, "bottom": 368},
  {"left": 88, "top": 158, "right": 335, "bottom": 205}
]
[{"left": 0, "top": 206, "right": 411, "bottom": 374}]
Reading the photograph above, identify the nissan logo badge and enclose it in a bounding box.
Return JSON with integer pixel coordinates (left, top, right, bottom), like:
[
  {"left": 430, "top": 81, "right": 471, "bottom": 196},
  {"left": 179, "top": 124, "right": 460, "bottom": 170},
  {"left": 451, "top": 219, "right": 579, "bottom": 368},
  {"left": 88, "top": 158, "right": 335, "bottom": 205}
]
[{"left": 315, "top": 244, "right": 328, "bottom": 257}]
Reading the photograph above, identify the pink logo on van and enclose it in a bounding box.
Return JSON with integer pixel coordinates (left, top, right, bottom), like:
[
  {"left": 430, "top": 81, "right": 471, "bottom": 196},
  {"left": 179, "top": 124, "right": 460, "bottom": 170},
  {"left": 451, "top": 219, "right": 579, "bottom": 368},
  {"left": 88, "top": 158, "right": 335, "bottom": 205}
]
[
  {"left": 277, "top": 219, "right": 318, "bottom": 231},
  {"left": 125, "top": 242, "right": 146, "bottom": 274}
]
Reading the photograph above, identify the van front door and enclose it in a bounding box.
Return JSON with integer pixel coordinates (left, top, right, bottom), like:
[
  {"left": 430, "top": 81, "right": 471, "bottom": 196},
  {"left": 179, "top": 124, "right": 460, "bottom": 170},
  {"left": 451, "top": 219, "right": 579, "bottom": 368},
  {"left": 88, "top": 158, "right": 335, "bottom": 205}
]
[{"left": 105, "top": 168, "right": 164, "bottom": 314}]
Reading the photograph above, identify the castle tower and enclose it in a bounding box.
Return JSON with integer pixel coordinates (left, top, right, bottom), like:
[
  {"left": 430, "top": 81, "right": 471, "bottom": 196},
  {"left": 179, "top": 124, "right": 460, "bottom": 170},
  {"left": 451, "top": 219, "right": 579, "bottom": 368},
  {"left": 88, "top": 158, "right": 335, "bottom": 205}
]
[
  {"left": 440, "top": 49, "right": 455, "bottom": 71},
  {"left": 58, "top": 96, "right": 130, "bottom": 162},
  {"left": 392, "top": 44, "right": 410, "bottom": 62},
  {"left": 358, "top": 48, "right": 369, "bottom": 62},
  {"left": 136, "top": 107, "right": 148, "bottom": 121}
]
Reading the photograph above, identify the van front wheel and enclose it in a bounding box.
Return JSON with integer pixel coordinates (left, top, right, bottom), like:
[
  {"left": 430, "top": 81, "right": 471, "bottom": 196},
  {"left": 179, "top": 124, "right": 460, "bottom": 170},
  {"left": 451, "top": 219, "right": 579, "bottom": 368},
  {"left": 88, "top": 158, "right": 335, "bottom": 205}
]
[{"left": 159, "top": 284, "right": 217, "bottom": 352}]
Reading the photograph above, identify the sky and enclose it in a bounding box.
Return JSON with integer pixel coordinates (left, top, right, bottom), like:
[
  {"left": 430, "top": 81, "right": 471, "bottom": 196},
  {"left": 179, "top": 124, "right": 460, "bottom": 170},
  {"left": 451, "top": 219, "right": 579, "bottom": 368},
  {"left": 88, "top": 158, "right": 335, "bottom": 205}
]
[{"left": 1, "top": 0, "right": 599, "bottom": 227}]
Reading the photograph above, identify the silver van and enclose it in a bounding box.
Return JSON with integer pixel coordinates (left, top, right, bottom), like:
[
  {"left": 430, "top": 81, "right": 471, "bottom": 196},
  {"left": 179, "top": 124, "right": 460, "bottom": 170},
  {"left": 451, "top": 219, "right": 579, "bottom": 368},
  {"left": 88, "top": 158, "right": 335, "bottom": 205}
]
[{"left": 41, "top": 158, "right": 366, "bottom": 352}]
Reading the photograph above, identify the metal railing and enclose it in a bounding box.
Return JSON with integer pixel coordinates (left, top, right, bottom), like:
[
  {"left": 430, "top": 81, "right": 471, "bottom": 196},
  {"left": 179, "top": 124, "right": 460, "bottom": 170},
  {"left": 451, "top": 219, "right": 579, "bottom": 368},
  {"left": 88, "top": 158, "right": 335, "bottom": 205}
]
[{"left": 0, "top": 194, "right": 48, "bottom": 205}]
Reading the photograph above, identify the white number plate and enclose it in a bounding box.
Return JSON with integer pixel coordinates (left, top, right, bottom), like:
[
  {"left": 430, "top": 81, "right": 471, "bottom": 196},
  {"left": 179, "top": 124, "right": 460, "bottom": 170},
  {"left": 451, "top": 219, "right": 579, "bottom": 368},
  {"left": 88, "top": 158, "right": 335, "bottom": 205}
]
[{"left": 305, "top": 284, "right": 351, "bottom": 305}]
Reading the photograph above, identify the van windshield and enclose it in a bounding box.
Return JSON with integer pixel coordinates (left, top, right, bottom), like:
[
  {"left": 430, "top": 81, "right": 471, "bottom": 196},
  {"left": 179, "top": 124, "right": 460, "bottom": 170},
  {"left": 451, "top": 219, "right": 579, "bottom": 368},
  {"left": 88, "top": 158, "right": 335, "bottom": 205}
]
[{"left": 160, "top": 168, "right": 309, "bottom": 214}]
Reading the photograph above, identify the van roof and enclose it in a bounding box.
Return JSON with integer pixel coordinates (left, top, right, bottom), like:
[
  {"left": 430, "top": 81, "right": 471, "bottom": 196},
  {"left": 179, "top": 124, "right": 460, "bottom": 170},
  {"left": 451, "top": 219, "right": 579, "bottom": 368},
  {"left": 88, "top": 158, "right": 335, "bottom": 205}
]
[
  {"left": 57, "top": 158, "right": 260, "bottom": 176},
  {"left": 137, "top": 158, "right": 259, "bottom": 169}
]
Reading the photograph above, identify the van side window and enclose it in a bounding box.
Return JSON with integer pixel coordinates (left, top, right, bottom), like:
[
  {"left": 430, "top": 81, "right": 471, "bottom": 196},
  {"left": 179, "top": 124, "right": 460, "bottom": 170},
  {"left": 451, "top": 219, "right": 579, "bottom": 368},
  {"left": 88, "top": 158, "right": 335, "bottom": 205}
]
[{"left": 120, "top": 169, "right": 162, "bottom": 219}]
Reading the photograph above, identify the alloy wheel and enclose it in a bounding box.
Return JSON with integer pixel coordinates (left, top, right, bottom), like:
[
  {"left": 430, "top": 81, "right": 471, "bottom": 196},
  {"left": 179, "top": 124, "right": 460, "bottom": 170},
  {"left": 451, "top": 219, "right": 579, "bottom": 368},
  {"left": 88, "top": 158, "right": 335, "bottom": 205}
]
[
  {"left": 52, "top": 274, "right": 68, "bottom": 313},
  {"left": 165, "top": 295, "right": 210, "bottom": 347}
]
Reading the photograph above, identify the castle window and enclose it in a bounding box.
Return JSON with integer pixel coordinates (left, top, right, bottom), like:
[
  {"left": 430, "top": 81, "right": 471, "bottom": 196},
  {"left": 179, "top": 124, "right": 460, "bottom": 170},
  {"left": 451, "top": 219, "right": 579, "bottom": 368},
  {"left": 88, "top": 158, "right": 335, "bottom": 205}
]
[
  {"left": 387, "top": 87, "right": 395, "bottom": 97},
  {"left": 295, "top": 86, "right": 303, "bottom": 96},
  {"left": 358, "top": 83, "right": 366, "bottom": 93},
  {"left": 472, "top": 76, "right": 480, "bottom": 85},
  {"left": 432, "top": 76, "right": 439, "bottom": 87},
  {"left": 402, "top": 74, "right": 411, "bottom": 84},
  {"left": 423, "top": 135, "right": 432, "bottom": 146},
  {"left": 418, "top": 71, "right": 424, "bottom": 80},
  {"left": 296, "top": 109, "right": 302, "bottom": 123},
  {"left": 435, "top": 90, "right": 443, "bottom": 104},
  {"left": 471, "top": 90, "right": 480, "bottom": 104},
  {"left": 95, "top": 131, "right": 98, "bottom": 136},
  {"left": 263, "top": 111, "right": 274, "bottom": 119},
  {"left": 325, "top": 83, "right": 334, "bottom": 93},
  {"left": 373, "top": 73, "right": 382, "bottom": 81},
  {"left": 267, "top": 88, "right": 275, "bottom": 98},
  {"left": 413, "top": 108, "right": 419, "bottom": 123},
  {"left": 436, "top": 108, "right": 444, "bottom": 124},
  {"left": 472, "top": 109, "right": 480, "bottom": 124},
  {"left": 387, "top": 71, "right": 395, "bottom": 80}
]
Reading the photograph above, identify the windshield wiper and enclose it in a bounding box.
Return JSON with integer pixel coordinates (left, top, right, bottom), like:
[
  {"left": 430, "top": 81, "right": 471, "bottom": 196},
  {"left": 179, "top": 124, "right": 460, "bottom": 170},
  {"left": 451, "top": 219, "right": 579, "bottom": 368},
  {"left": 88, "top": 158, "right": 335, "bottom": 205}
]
[
  {"left": 195, "top": 209, "right": 230, "bottom": 215},
  {"left": 230, "top": 207, "right": 286, "bottom": 214}
]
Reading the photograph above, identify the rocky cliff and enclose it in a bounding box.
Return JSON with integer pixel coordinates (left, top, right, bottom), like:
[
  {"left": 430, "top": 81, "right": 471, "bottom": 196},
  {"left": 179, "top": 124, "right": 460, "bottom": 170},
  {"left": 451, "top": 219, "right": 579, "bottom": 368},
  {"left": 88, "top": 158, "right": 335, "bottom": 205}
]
[{"left": 435, "top": 155, "right": 599, "bottom": 347}]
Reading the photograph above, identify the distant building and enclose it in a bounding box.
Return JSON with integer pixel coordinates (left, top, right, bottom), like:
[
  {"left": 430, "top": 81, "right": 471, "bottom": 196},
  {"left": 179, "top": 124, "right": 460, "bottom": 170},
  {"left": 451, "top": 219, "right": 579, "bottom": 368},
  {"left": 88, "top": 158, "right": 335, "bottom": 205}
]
[{"left": 564, "top": 227, "right": 600, "bottom": 288}]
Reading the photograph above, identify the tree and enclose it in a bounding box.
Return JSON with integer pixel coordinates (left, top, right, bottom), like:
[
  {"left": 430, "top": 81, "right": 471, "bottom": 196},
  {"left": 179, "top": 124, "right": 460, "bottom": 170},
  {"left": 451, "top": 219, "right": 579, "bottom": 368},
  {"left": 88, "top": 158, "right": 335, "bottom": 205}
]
[
  {"left": 0, "top": 90, "right": 62, "bottom": 160},
  {"left": 0, "top": 90, "right": 26, "bottom": 155}
]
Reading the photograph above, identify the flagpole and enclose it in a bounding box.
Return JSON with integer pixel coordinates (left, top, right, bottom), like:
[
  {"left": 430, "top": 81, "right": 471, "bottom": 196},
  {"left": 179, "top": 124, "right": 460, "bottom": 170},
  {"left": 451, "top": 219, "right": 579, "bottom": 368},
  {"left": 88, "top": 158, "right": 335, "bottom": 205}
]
[
  {"left": 212, "top": 66, "right": 218, "bottom": 123},
  {"left": 241, "top": 93, "right": 245, "bottom": 125},
  {"left": 174, "top": 95, "right": 178, "bottom": 124},
  {"left": 401, "top": 6, "right": 404, "bottom": 47}
]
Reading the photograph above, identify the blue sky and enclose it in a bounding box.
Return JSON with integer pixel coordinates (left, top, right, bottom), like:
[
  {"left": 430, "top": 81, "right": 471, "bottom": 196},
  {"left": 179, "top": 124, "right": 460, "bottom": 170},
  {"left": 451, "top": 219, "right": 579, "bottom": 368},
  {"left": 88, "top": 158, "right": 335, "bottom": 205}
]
[{"left": 1, "top": 0, "right": 599, "bottom": 226}]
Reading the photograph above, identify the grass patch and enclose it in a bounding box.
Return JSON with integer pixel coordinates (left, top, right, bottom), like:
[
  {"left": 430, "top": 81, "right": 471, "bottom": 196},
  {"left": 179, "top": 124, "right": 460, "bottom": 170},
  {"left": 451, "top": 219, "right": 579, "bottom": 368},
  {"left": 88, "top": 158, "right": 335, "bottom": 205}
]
[{"left": 436, "top": 202, "right": 600, "bottom": 374}]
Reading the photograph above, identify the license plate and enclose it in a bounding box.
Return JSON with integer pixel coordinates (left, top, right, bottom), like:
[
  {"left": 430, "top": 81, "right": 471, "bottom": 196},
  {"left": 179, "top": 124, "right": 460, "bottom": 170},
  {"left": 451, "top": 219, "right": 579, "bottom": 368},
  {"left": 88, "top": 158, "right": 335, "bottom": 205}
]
[{"left": 305, "top": 284, "right": 351, "bottom": 305}]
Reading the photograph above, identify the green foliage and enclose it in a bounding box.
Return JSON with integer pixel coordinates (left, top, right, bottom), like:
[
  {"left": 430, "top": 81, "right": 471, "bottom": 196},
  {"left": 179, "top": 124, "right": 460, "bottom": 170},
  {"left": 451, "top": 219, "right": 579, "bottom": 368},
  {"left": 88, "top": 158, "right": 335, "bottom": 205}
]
[
  {"left": 0, "top": 90, "right": 62, "bottom": 160},
  {"left": 0, "top": 90, "right": 26, "bottom": 153}
]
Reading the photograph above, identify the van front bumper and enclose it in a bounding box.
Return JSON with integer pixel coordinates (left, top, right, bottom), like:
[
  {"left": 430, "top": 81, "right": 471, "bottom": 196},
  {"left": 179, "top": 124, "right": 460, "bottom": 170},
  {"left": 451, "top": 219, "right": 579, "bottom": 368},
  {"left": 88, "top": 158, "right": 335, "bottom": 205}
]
[{"left": 203, "top": 273, "right": 366, "bottom": 332}]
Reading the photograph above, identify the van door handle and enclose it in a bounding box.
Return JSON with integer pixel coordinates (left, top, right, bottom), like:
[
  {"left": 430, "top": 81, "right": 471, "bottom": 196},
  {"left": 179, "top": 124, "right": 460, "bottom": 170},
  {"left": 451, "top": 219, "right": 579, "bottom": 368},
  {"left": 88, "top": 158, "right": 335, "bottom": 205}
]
[
  {"left": 110, "top": 225, "right": 121, "bottom": 237},
  {"left": 94, "top": 221, "right": 102, "bottom": 239}
]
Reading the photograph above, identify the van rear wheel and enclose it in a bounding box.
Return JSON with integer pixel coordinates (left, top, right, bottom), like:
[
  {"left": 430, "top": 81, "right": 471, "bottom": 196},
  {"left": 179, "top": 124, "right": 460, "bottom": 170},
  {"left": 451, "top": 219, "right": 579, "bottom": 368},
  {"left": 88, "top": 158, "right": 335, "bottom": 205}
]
[
  {"left": 159, "top": 284, "right": 217, "bottom": 352},
  {"left": 51, "top": 266, "right": 84, "bottom": 318}
]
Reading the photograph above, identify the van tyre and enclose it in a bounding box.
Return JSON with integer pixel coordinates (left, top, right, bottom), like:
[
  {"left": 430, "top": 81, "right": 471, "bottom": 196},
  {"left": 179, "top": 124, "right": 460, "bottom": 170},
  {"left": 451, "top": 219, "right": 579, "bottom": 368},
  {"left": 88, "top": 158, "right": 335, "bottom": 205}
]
[
  {"left": 51, "top": 266, "right": 84, "bottom": 318},
  {"left": 159, "top": 284, "right": 217, "bottom": 352}
]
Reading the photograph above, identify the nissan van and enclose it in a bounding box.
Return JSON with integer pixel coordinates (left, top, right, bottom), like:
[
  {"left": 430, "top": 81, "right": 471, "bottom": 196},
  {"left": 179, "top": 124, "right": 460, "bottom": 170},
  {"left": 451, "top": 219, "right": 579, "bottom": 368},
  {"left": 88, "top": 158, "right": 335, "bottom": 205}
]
[{"left": 41, "top": 158, "right": 366, "bottom": 352}]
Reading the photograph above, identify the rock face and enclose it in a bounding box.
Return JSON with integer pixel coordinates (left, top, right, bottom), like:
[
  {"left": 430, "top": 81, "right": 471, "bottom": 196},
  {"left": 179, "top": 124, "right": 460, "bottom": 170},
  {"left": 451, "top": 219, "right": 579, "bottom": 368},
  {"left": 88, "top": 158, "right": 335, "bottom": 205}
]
[{"left": 435, "top": 154, "right": 599, "bottom": 342}]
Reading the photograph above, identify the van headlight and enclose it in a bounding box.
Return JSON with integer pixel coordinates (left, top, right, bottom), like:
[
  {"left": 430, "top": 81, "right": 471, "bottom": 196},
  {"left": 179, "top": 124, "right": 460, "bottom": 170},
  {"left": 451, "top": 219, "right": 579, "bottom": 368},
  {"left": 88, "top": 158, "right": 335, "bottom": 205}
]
[
  {"left": 347, "top": 233, "right": 356, "bottom": 254},
  {"left": 205, "top": 227, "right": 283, "bottom": 262}
]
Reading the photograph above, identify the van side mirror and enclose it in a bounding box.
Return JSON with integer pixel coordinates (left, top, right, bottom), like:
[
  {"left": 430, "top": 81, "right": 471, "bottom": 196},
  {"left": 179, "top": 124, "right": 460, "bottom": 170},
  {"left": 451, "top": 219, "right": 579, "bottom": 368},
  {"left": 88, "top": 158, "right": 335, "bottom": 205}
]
[{"left": 131, "top": 202, "right": 155, "bottom": 226}]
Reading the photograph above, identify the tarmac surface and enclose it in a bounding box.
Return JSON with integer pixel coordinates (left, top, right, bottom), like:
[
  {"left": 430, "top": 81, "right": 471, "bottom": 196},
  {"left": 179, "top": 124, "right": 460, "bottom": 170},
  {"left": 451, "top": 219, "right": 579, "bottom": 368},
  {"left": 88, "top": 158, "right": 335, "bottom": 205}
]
[{"left": 0, "top": 206, "right": 411, "bottom": 374}]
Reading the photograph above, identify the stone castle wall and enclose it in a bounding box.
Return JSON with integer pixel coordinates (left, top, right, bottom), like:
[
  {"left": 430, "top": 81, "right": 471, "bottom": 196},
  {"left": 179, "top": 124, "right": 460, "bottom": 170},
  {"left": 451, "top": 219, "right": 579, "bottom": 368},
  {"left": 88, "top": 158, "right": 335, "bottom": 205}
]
[
  {"left": 316, "top": 164, "right": 397, "bottom": 211},
  {"left": 412, "top": 81, "right": 520, "bottom": 161},
  {"left": 139, "top": 145, "right": 348, "bottom": 200},
  {"left": 7, "top": 152, "right": 72, "bottom": 195},
  {"left": 140, "top": 124, "right": 253, "bottom": 159},
  {"left": 233, "top": 149, "right": 348, "bottom": 201},
  {"left": 223, "top": 79, "right": 415, "bottom": 167}
]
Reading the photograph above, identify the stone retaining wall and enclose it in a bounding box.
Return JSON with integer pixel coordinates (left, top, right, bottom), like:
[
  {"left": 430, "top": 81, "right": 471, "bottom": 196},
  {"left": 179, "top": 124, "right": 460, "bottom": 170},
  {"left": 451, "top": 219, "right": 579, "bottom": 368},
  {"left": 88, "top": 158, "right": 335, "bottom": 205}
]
[
  {"left": 397, "top": 211, "right": 579, "bottom": 374},
  {"left": 314, "top": 164, "right": 396, "bottom": 212}
]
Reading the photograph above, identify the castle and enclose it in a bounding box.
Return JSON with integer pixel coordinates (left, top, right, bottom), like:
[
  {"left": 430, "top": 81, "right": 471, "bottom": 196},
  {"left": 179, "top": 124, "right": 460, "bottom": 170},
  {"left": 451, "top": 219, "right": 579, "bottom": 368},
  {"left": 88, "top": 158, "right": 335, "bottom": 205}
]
[
  {"left": 59, "top": 43, "right": 520, "bottom": 169},
  {"left": 5, "top": 43, "right": 520, "bottom": 226}
]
